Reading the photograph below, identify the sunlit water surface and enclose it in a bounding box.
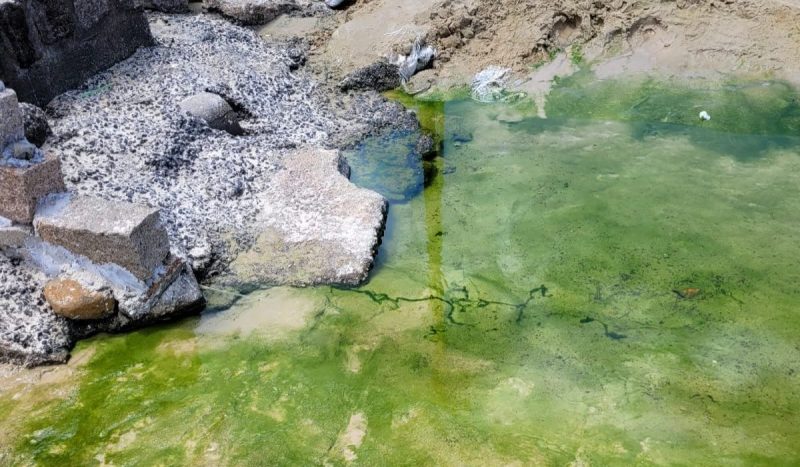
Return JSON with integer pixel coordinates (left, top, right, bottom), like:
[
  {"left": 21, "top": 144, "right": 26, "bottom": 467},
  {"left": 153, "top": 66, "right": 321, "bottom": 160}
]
[{"left": 2, "top": 77, "right": 800, "bottom": 466}]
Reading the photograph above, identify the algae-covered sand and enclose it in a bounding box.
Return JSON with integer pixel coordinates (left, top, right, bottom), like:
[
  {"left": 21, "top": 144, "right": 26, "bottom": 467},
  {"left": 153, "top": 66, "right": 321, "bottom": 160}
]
[{"left": 2, "top": 76, "right": 800, "bottom": 465}]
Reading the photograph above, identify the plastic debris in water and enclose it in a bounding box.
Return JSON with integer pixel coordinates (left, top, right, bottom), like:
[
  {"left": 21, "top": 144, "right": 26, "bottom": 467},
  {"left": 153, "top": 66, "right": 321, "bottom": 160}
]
[
  {"left": 471, "top": 66, "right": 511, "bottom": 103},
  {"left": 699, "top": 110, "right": 711, "bottom": 121}
]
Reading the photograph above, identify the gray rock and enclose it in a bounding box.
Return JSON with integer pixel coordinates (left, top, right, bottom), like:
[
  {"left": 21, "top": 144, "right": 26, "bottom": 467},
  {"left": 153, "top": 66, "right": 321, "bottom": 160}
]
[
  {"left": 340, "top": 60, "right": 402, "bottom": 93},
  {"left": 3, "top": 140, "right": 38, "bottom": 161},
  {"left": 136, "top": 0, "right": 189, "bottom": 13},
  {"left": 202, "top": 0, "right": 298, "bottom": 25},
  {"left": 179, "top": 92, "right": 244, "bottom": 135},
  {"left": 19, "top": 103, "right": 51, "bottom": 147},
  {"left": 0, "top": 0, "right": 154, "bottom": 106},
  {"left": 0, "top": 87, "right": 24, "bottom": 148},
  {"left": 34, "top": 194, "right": 171, "bottom": 281},
  {"left": 0, "top": 152, "right": 66, "bottom": 224}
]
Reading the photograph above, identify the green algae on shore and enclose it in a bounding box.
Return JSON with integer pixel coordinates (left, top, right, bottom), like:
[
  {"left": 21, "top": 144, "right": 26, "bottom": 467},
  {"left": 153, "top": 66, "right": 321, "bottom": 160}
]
[{"left": 2, "top": 76, "right": 800, "bottom": 466}]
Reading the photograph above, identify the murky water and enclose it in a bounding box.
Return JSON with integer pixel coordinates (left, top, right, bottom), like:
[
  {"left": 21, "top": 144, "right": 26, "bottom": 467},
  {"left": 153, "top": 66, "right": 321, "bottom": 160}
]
[{"left": 3, "top": 76, "right": 800, "bottom": 465}]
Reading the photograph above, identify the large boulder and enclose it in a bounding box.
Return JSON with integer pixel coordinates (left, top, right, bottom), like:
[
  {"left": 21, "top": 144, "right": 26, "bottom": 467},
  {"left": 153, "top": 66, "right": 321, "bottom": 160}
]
[{"left": 0, "top": 0, "right": 154, "bottom": 106}]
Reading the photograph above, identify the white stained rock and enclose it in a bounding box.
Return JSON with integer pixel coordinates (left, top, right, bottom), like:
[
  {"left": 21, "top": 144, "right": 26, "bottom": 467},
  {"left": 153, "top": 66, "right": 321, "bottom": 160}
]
[
  {"left": 471, "top": 66, "right": 512, "bottom": 103},
  {"left": 699, "top": 110, "right": 711, "bottom": 121}
]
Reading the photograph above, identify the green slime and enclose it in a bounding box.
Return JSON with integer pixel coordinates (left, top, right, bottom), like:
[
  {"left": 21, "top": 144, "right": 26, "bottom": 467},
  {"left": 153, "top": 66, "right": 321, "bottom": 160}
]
[{"left": 2, "top": 76, "right": 800, "bottom": 466}]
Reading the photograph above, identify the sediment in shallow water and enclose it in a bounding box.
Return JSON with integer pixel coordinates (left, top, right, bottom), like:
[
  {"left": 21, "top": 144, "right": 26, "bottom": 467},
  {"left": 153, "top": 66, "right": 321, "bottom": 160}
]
[{"left": 2, "top": 76, "right": 800, "bottom": 465}]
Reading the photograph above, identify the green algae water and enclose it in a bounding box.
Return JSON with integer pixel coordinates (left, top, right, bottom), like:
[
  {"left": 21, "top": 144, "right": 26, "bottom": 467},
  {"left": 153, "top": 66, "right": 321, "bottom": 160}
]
[{"left": 3, "top": 77, "right": 800, "bottom": 466}]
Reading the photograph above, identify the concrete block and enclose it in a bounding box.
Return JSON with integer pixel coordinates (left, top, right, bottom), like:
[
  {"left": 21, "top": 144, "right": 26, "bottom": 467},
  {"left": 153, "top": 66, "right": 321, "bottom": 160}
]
[
  {"left": 34, "top": 194, "right": 171, "bottom": 280},
  {"left": 0, "top": 152, "right": 66, "bottom": 223},
  {"left": 0, "top": 88, "right": 24, "bottom": 148},
  {"left": 0, "top": 216, "right": 33, "bottom": 253}
]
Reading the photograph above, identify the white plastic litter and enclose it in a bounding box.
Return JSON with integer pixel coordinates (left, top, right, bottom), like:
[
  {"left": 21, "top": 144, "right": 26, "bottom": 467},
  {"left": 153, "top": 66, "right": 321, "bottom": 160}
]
[
  {"left": 471, "top": 66, "right": 511, "bottom": 103},
  {"left": 699, "top": 110, "right": 711, "bottom": 121},
  {"left": 397, "top": 39, "right": 436, "bottom": 82}
]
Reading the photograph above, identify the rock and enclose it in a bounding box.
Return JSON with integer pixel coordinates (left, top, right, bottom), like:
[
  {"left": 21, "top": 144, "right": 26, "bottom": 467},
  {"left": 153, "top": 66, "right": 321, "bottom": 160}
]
[
  {"left": 231, "top": 147, "right": 387, "bottom": 286},
  {"left": 43, "top": 277, "right": 116, "bottom": 320},
  {"left": 0, "top": 152, "right": 66, "bottom": 224},
  {"left": 0, "top": 219, "right": 32, "bottom": 257},
  {"left": 0, "top": 87, "right": 24, "bottom": 148},
  {"left": 202, "top": 0, "right": 298, "bottom": 25},
  {"left": 179, "top": 92, "right": 244, "bottom": 135},
  {"left": 188, "top": 244, "right": 213, "bottom": 277},
  {"left": 19, "top": 103, "right": 51, "bottom": 147},
  {"left": 34, "top": 194, "right": 171, "bottom": 281},
  {"left": 42, "top": 14, "right": 405, "bottom": 281},
  {"left": 136, "top": 0, "right": 189, "bottom": 13},
  {"left": 340, "top": 61, "right": 402, "bottom": 93},
  {"left": 3, "top": 140, "right": 38, "bottom": 161},
  {"left": 145, "top": 261, "right": 204, "bottom": 320},
  {"left": 0, "top": 0, "right": 154, "bottom": 106},
  {"left": 0, "top": 254, "right": 71, "bottom": 366}
]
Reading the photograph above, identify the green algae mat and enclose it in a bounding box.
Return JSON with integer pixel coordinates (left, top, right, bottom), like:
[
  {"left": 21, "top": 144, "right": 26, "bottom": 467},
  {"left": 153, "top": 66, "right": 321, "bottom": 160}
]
[{"left": 3, "top": 77, "right": 800, "bottom": 466}]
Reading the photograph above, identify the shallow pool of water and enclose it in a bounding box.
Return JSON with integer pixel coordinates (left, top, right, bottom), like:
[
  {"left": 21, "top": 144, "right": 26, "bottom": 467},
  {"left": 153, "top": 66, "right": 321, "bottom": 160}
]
[{"left": 2, "top": 77, "right": 800, "bottom": 466}]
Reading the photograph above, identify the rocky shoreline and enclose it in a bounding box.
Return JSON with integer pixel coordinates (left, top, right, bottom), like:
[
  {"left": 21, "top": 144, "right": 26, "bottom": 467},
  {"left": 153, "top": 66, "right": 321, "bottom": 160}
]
[{"left": 0, "top": 2, "right": 426, "bottom": 366}]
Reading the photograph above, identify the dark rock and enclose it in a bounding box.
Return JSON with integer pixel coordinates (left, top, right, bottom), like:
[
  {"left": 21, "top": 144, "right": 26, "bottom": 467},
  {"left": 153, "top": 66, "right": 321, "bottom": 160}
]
[
  {"left": 203, "top": 0, "right": 298, "bottom": 26},
  {"left": 415, "top": 133, "right": 439, "bottom": 160},
  {"left": 340, "top": 61, "right": 402, "bottom": 93},
  {"left": 19, "top": 102, "right": 50, "bottom": 146},
  {"left": 0, "top": 0, "right": 154, "bottom": 106},
  {"left": 136, "top": 0, "right": 189, "bottom": 13},
  {"left": 179, "top": 92, "right": 244, "bottom": 136}
]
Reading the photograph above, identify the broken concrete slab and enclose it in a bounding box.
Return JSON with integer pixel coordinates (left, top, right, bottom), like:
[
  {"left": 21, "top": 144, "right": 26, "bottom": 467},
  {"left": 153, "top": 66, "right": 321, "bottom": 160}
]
[
  {"left": 34, "top": 194, "right": 170, "bottom": 281},
  {"left": 231, "top": 147, "right": 387, "bottom": 286},
  {"left": 0, "top": 152, "right": 66, "bottom": 224},
  {"left": 0, "top": 87, "right": 24, "bottom": 148}
]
